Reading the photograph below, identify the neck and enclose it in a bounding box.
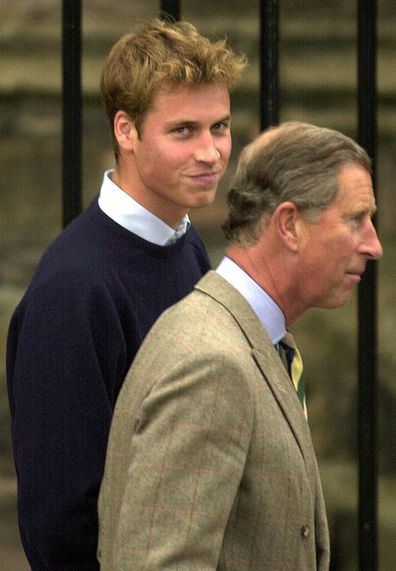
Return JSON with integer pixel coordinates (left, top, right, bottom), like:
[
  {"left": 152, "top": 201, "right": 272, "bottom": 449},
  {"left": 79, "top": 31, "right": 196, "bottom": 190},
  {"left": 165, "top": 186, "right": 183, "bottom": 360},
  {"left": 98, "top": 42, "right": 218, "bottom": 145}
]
[
  {"left": 226, "top": 242, "right": 303, "bottom": 326},
  {"left": 111, "top": 164, "right": 186, "bottom": 229}
]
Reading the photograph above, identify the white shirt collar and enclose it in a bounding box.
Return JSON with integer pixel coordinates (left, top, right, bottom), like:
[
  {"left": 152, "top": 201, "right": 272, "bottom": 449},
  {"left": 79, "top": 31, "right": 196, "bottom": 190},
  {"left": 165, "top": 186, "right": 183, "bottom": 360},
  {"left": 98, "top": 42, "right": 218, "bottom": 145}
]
[
  {"left": 216, "top": 256, "right": 286, "bottom": 344},
  {"left": 97, "top": 170, "right": 190, "bottom": 245}
]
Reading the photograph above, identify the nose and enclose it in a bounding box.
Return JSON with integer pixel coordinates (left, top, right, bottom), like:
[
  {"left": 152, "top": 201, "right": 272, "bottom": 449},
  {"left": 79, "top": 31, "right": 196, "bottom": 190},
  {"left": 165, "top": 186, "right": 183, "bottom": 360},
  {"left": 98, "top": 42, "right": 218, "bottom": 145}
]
[
  {"left": 360, "top": 218, "right": 383, "bottom": 260},
  {"left": 194, "top": 132, "right": 220, "bottom": 163}
]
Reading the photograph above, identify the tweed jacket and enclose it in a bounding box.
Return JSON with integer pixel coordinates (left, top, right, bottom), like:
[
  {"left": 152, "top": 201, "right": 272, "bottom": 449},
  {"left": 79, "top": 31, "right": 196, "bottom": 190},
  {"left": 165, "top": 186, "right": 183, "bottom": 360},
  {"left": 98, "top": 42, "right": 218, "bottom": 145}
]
[{"left": 98, "top": 270, "right": 330, "bottom": 570}]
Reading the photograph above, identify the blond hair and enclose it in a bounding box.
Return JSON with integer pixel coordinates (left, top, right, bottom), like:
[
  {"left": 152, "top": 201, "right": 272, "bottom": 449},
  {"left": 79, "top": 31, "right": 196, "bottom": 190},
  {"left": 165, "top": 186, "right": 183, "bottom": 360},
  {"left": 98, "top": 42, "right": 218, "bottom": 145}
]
[{"left": 101, "top": 19, "right": 247, "bottom": 156}]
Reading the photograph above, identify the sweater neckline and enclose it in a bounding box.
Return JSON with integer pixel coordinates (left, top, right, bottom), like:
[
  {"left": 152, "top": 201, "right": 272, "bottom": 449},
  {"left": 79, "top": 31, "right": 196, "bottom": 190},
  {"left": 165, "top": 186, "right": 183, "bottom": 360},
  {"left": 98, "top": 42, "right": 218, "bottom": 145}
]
[{"left": 91, "top": 198, "right": 192, "bottom": 256}]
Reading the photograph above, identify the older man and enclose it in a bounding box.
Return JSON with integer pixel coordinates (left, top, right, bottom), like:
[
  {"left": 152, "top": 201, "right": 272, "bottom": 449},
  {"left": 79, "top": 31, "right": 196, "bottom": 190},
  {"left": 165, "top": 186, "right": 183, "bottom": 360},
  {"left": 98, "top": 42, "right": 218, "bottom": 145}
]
[{"left": 98, "top": 122, "right": 382, "bottom": 570}]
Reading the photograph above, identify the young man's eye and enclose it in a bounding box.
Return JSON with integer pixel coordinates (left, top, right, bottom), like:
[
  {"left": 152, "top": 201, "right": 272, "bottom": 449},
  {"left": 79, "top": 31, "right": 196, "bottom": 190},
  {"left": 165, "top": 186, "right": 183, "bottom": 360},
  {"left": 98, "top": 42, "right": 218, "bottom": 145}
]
[
  {"left": 172, "top": 125, "right": 192, "bottom": 136},
  {"left": 211, "top": 122, "right": 230, "bottom": 133}
]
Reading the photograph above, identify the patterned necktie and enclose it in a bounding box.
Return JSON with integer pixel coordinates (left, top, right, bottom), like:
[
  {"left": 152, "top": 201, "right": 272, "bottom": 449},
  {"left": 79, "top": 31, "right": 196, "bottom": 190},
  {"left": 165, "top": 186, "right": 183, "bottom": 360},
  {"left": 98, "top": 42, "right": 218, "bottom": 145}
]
[{"left": 279, "top": 331, "right": 307, "bottom": 417}]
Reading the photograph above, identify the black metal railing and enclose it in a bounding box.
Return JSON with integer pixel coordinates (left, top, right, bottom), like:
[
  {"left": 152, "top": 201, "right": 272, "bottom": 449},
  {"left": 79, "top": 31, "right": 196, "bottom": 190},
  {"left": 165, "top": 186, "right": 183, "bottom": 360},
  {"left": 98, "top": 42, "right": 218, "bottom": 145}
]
[
  {"left": 61, "top": 1, "right": 379, "bottom": 569},
  {"left": 62, "top": 0, "right": 82, "bottom": 227},
  {"left": 260, "top": 0, "right": 279, "bottom": 129},
  {"left": 357, "top": 2, "right": 378, "bottom": 570}
]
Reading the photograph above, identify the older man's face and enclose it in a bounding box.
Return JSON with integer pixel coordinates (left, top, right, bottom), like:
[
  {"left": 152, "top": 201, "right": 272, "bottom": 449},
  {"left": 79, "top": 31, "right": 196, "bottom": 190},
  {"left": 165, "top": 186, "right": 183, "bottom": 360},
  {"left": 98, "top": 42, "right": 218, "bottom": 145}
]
[{"left": 296, "top": 163, "right": 383, "bottom": 310}]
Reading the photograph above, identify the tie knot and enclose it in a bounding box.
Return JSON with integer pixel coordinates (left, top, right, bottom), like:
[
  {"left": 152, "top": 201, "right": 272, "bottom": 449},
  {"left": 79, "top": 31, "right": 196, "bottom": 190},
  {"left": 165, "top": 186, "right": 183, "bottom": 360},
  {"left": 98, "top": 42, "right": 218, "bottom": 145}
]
[
  {"left": 282, "top": 331, "right": 297, "bottom": 350},
  {"left": 279, "top": 332, "right": 297, "bottom": 367},
  {"left": 279, "top": 331, "right": 307, "bottom": 417}
]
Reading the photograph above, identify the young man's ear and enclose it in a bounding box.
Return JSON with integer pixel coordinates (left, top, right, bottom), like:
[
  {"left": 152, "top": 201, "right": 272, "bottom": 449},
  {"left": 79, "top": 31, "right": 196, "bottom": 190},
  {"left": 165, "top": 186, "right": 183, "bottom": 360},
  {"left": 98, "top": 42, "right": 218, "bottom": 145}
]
[
  {"left": 273, "top": 201, "right": 301, "bottom": 252},
  {"left": 113, "top": 111, "right": 138, "bottom": 152}
]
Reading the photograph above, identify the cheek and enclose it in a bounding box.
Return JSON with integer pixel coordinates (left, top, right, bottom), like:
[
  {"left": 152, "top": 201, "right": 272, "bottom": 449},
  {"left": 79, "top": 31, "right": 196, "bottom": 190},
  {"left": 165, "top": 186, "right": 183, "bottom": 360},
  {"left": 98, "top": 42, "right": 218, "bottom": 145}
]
[
  {"left": 221, "top": 137, "right": 232, "bottom": 162},
  {"left": 300, "top": 243, "right": 338, "bottom": 286},
  {"left": 140, "top": 136, "right": 182, "bottom": 164}
]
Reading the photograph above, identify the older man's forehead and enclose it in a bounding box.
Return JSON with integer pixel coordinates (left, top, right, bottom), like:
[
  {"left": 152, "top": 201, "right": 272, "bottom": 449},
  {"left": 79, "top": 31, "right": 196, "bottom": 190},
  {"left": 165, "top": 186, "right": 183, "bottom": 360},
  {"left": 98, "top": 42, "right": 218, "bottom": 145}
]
[{"left": 335, "top": 162, "right": 376, "bottom": 211}]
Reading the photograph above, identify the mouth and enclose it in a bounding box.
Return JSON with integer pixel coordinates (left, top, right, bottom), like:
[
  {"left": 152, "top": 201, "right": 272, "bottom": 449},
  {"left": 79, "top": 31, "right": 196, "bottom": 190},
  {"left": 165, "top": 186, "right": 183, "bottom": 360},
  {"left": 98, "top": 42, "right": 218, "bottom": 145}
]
[
  {"left": 188, "top": 170, "right": 221, "bottom": 185},
  {"left": 345, "top": 271, "right": 363, "bottom": 283}
]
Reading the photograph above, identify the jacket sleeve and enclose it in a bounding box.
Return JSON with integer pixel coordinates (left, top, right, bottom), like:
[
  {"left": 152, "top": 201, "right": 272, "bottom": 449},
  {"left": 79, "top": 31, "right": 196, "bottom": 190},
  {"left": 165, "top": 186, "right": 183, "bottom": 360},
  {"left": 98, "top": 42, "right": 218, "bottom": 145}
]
[
  {"left": 7, "top": 272, "right": 128, "bottom": 570},
  {"left": 98, "top": 346, "right": 254, "bottom": 570}
]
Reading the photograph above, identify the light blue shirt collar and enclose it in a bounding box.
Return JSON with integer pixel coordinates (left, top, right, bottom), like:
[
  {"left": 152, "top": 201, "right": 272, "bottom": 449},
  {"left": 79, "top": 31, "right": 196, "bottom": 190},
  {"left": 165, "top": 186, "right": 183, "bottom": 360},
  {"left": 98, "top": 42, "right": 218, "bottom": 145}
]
[
  {"left": 97, "top": 170, "right": 190, "bottom": 245},
  {"left": 216, "top": 256, "right": 286, "bottom": 344}
]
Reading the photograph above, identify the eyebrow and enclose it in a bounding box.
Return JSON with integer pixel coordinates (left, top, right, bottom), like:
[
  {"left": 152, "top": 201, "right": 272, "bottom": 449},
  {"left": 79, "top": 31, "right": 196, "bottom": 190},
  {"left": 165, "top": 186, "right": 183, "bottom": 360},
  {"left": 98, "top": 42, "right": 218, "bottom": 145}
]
[
  {"left": 166, "top": 114, "right": 231, "bottom": 128},
  {"left": 350, "top": 203, "right": 378, "bottom": 219},
  {"left": 214, "top": 114, "right": 232, "bottom": 124},
  {"left": 371, "top": 203, "right": 378, "bottom": 216}
]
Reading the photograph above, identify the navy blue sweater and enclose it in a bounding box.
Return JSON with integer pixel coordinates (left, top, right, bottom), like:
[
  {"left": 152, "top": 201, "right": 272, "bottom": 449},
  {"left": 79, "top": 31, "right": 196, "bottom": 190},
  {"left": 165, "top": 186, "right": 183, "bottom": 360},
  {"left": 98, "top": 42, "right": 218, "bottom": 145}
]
[{"left": 7, "top": 199, "right": 211, "bottom": 570}]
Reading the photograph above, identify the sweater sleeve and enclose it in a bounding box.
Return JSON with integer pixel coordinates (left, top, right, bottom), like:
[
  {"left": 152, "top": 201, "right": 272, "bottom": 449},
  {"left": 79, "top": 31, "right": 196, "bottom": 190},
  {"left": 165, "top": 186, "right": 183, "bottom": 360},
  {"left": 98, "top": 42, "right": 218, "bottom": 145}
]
[{"left": 7, "top": 270, "right": 128, "bottom": 570}]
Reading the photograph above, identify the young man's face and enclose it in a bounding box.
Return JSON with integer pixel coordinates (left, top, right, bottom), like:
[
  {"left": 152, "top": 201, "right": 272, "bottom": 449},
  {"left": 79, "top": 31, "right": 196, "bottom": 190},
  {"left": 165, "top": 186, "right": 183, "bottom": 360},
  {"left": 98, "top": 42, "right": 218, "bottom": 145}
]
[
  {"left": 127, "top": 83, "right": 232, "bottom": 227},
  {"left": 297, "top": 163, "right": 383, "bottom": 310}
]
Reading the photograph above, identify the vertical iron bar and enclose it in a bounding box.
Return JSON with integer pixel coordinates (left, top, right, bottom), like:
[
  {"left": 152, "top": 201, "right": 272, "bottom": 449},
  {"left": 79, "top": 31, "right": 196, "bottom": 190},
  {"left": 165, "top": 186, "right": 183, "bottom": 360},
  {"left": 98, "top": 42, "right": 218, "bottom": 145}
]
[
  {"left": 62, "top": 0, "right": 82, "bottom": 227},
  {"left": 260, "top": 0, "right": 279, "bottom": 130},
  {"left": 357, "top": 1, "right": 378, "bottom": 570},
  {"left": 160, "top": 0, "right": 181, "bottom": 21}
]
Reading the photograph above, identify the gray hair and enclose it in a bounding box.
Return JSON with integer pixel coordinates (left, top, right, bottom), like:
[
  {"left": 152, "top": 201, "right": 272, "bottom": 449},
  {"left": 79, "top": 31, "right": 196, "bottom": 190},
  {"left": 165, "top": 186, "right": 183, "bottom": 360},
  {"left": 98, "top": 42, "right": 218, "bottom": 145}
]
[{"left": 222, "top": 121, "right": 371, "bottom": 245}]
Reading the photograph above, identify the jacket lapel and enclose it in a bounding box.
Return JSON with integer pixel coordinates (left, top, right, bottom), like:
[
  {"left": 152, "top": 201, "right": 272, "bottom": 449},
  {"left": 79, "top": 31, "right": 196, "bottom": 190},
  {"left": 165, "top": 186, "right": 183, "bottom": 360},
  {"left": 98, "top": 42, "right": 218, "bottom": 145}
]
[
  {"left": 251, "top": 346, "right": 313, "bottom": 461},
  {"left": 195, "top": 271, "right": 314, "bottom": 463}
]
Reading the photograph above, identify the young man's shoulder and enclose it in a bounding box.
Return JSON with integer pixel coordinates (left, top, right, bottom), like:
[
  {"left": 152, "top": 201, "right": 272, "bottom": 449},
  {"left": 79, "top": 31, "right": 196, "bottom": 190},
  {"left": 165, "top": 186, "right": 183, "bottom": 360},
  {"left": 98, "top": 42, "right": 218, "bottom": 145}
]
[{"left": 18, "top": 204, "right": 210, "bottom": 309}]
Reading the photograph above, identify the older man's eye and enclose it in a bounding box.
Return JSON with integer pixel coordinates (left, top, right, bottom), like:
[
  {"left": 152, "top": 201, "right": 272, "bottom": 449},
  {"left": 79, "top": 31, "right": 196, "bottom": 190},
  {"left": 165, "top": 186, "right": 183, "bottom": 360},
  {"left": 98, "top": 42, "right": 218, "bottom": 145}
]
[{"left": 349, "top": 213, "right": 368, "bottom": 229}]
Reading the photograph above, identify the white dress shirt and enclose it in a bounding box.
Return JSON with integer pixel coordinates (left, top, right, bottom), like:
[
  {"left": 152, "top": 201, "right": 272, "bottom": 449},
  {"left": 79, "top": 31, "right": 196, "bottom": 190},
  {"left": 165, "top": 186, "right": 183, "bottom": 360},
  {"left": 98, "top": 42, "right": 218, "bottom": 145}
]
[
  {"left": 216, "top": 256, "right": 286, "bottom": 345},
  {"left": 98, "top": 170, "right": 190, "bottom": 245}
]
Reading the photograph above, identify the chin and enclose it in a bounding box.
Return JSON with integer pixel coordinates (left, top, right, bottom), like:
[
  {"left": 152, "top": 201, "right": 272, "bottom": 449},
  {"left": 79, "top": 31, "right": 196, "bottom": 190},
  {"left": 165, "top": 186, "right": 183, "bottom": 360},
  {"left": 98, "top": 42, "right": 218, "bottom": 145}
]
[
  {"left": 190, "top": 193, "right": 217, "bottom": 209},
  {"left": 328, "top": 294, "right": 354, "bottom": 309},
  {"left": 315, "top": 291, "right": 354, "bottom": 310}
]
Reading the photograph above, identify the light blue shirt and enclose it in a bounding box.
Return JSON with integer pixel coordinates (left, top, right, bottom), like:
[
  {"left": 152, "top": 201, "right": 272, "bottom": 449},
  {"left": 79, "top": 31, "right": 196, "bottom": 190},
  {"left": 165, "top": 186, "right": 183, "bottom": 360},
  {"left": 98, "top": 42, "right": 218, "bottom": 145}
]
[
  {"left": 98, "top": 170, "right": 190, "bottom": 245},
  {"left": 216, "top": 256, "right": 286, "bottom": 345}
]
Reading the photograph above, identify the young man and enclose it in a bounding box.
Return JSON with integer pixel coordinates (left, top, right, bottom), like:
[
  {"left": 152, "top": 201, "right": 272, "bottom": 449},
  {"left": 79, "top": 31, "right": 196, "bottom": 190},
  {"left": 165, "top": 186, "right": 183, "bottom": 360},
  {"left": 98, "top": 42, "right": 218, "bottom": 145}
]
[
  {"left": 98, "top": 122, "right": 382, "bottom": 570},
  {"left": 6, "top": 19, "right": 246, "bottom": 569}
]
